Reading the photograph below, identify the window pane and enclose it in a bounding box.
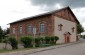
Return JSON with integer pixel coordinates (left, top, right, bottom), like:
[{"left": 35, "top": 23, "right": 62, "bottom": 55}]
[
  {"left": 19, "top": 26, "right": 22, "bottom": 34},
  {"left": 13, "top": 28, "right": 15, "bottom": 34},
  {"left": 27, "top": 25, "right": 32, "bottom": 33},
  {"left": 40, "top": 23, "right": 44, "bottom": 32}
]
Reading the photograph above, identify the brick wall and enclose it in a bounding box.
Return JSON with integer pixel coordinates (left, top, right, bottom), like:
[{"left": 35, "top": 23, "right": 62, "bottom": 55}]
[{"left": 10, "top": 14, "right": 54, "bottom": 39}]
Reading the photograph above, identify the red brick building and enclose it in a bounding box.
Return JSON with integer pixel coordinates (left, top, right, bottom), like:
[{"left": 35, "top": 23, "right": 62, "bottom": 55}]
[{"left": 9, "top": 7, "right": 79, "bottom": 43}]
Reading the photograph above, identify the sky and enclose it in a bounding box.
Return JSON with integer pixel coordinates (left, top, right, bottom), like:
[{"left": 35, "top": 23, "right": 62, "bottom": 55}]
[{"left": 0, "top": 0, "right": 85, "bottom": 30}]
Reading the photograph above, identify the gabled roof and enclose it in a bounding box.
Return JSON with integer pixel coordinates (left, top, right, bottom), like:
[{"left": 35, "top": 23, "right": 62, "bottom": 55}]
[{"left": 10, "top": 6, "right": 79, "bottom": 24}]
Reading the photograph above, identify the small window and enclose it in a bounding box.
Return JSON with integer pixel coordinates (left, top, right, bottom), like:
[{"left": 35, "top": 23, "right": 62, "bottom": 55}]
[
  {"left": 58, "top": 24, "right": 63, "bottom": 31},
  {"left": 40, "top": 23, "right": 45, "bottom": 32},
  {"left": 72, "top": 27, "right": 75, "bottom": 32},
  {"left": 13, "top": 27, "right": 15, "bottom": 34},
  {"left": 27, "top": 25, "right": 32, "bottom": 33},
  {"left": 19, "top": 26, "right": 22, "bottom": 34}
]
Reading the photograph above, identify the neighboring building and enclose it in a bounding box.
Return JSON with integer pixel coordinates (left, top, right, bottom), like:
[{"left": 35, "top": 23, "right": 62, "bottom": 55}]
[{"left": 9, "top": 6, "right": 79, "bottom": 43}]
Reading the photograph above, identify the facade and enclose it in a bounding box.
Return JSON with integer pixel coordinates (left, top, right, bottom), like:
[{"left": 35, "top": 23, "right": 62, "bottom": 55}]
[{"left": 9, "top": 7, "right": 79, "bottom": 43}]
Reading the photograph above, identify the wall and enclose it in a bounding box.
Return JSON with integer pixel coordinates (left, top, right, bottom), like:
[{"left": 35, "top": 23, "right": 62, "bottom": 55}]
[
  {"left": 10, "top": 15, "right": 54, "bottom": 39},
  {"left": 54, "top": 16, "right": 77, "bottom": 43}
]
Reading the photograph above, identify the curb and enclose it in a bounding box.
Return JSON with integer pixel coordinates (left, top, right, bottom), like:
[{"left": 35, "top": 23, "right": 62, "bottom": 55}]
[
  {"left": 0, "top": 41, "right": 81, "bottom": 55},
  {"left": 24, "top": 41, "right": 80, "bottom": 55}
]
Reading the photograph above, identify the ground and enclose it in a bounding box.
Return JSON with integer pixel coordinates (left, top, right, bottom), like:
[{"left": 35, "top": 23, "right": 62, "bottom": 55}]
[
  {"left": 29, "top": 39, "right": 85, "bottom": 55},
  {"left": 1, "top": 39, "right": 85, "bottom": 55}
]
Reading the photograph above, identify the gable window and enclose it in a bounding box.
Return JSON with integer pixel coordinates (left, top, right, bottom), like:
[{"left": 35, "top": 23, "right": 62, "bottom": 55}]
[
  {"left": 13, "top": 27, "right": 15, "bottom": 34},
  {"left": 27, "top": 25, "right": 32, "bottom": 33},
  {"left": 72, "top": 27, "right": 75, "bottom": 32},
  {"left": 58, "top": 24, "right": 63, "bottom": 31},
  {"left": 19, "top": 26, "right": 22, "bottom": 34},
  {"left": 40, "top": 23, "right": 45, "bottom": 32}
]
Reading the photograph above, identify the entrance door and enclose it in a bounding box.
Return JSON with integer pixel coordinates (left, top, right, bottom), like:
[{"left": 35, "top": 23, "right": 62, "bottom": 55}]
[
  {"left": 67, "top": 36, "right": 70, "bottom": 43},
  {"left": 64, "top": 32, "right": 71, "bottom": 43}
]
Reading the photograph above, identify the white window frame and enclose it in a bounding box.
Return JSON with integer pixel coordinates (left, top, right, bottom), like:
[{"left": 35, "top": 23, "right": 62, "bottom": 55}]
[
  {"left": 19, "top": 26, "right": 22, "bottom": 34},
  {"left": 13, "top": 27, "right": 15, "bottom": 34},
  {"left": 40, "top": 23, "right": 45, "bottom": 32},
  {"left": 27, "top": 25, "right": 32, "bottom": 33}
]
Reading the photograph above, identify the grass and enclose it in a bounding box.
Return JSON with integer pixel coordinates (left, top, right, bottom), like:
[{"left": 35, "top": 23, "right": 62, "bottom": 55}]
[
  {"left": 0, "top": 48, "right": 32, "bottom": 53},
  {"left": 0, "top": 43, "right": 62, "bottom": 53}
]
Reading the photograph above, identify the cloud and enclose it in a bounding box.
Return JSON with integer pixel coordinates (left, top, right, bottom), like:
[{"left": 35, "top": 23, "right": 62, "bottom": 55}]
[
  {"left": 0, "top": 0, "right": 43, "bottom": 29},
  {"left": 73, "top": 7, "right": 85, "bottom": 28},
  {"left": 29, "top": 0, "right": 85, "bottom": 10}
]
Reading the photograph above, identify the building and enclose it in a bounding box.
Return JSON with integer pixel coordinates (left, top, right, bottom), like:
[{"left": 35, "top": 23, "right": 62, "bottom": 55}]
[{"left": 9, "top": 6, "right": 79, "bottom": 43}]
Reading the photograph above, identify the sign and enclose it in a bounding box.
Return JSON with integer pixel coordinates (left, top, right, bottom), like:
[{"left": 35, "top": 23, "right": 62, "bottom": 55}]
[{"left": 33, "top": 27, "right": 36, "bottom": 35}]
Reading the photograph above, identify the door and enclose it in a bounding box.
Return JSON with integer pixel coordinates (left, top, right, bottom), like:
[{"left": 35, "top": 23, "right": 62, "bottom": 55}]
[
  {"left": 67, "top": 36, "right": 70, "bottom": 43},
  {"left": 64, "top": 34, "right": 70, "bottom": 43}
]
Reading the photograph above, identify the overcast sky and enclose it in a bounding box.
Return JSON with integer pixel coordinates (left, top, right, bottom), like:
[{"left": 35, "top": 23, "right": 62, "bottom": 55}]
[{"left": 0, "top": 0, "right": 85, "bottom": 30}]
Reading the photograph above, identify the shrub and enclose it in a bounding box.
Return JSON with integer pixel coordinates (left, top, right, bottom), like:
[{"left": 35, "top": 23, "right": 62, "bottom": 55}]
[
  {"left": 20, "top": 36, "right": 33, "bottom": 48},
  {"left": 54, "top": 36, "right": 59, "bottom": 44},
  {"left": 8, "top": 37, "right": 18, "bottom": 49},
  {"left": 83, "top": 35, "right": 85, "bottom": 39},
  {"left": 35, "top": 37, "right": 41, "bottom": 44},
  {"left": 45, "top": 36, "right": 51, "bottom": 44},
  {"left": 50, "top": 36, "right": 55, "bottom": 44}
]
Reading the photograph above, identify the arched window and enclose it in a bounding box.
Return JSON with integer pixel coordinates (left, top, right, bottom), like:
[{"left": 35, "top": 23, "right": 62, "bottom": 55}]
[
  {"left": 13, "top": 27, "right": 15, "bottom": 34},
  {"left": 27, "top": 25, "right": 32, "bottom": 33},
  {"left": 40, "top": 23, "right": 45, "bottom": 32},
  {"left": 19, "top": 26, "right": 22, "bottom": 34}
]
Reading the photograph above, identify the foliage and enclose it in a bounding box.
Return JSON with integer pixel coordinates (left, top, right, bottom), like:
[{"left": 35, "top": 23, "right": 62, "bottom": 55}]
[
  {"left": 77, "top": 24, "right": 84, "bottom": 34},
  {"left": 20, "top": 36, "right": 33, "bottom": 48},
  {"left": 50, "top": 36, "right": 59, "bottom": 44},
  {"left": 8, "top": 37, "right": 18, "bottom": 49},
  {"left": 35, "top": 37, "right": 41, "bottom": 44},
  {"left": 2, "top": 38, "right": 9, "bottom": 49},
  {"left": 0, "top": 26, "right": 4, "bottom": 42},
  {"left": 45, "top": 36, "right": 51, "bottom": 44},
  {"left": 55, "top": 36, "right": 59, "bottom": 41},
  {"left": 50, "top": 36, "right": 55, "bottom": 44},
  {"left": 0, "top": 27, "right": 10, "bottom": 42},
  {"left": 82, "top": 35, "right": 85, "bottom": 39}
]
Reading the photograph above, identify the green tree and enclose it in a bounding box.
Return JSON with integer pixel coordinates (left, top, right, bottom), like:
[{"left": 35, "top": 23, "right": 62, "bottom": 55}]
[
  {"left": 77, "top": 24, "right": 84, "bottom": 34},
  {"left": 0, "top": 26, "right": 4, "bottom": 42},
  {"left": 77, "top": 24, "right": 84, "bottom": 38},
  {"left": 3, "top": 28, "right": 10, "bottom": 35}
]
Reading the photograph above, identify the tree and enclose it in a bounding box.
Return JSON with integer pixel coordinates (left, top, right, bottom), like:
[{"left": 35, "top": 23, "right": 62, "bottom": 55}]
[
  {"left": 0, "top": 26, "right": 4, "bottom": 42},
  {"left": 77, "top": 24, "right": 84, "bottom": 34},
  {"left": 77, "top": 24, "right": 84, "bottom": 38}
]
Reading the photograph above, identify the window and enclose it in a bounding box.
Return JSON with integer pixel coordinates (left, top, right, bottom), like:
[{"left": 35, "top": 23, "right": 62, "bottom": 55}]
[
  {"left": 40, "top": 23, "right": 45, "bottom": 32},
  {"left": 72, "top": 27, "right": 75, "bottom": 32},
  {"left": 27, "top": 25, "right": 32, "bottom": 33},
  {"left": 58, "top": 24, "right": 63, "bottom": 31},
  {"left": 13, "top": 27, "right": 15, "bottom": 34},
  {"left": 19, "top": 26, "right": 22, "bottom": 34}
]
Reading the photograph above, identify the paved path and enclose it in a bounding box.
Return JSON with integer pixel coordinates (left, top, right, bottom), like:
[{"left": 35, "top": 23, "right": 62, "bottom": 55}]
[{"left": 29, "top": 39, "right": 85, "bottom": 55}]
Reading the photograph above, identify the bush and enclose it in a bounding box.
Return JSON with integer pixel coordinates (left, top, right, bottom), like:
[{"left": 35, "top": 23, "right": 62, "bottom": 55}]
[
  {"left": 54, "top": 36, "right": 59, "bottom": 44},
  {"left": 45, "top": 36, "right": 51, "bottom": 44},
  {"left": 35, "top": 37, "right": 41, "bottom": 44},
  {"left": 20, "top": 36, "right": 33, "bottom": 48},
  {"left": 50, "top": 36, "right": 55, "bottom": 44},
  {"left": 83, "top": 35, "right": 85, "bottom": 39},
  {"left": 8, "top": 37, "right": 18, "bottom": 49}
]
